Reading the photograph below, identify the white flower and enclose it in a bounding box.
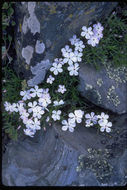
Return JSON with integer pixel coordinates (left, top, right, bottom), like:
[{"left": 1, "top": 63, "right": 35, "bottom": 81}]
[
  {"left": 94, "top": 31, "right": 103, "bottom": 40},
  {"left": 81, "top": 26, "right": 93, "bottom": 39},
  {"left": 62, "top": 51, "right": 77, "bottom": 65},
  {"left": 20, "top": 90, "right": 31, "bottom": 101},
  {"left": 40, "top": 98, "right": 51, "bottom": 107},
  {"left": 4, "top": 101, "right": 11, "bottom": 112},
  {"left": 69, "top": 35, "right": 80, "bottom": 45},
  {"left": 67, "top": 63, "right": 79, "bottom": 76},
  {"left": 32, "top": 118, "right": 41, "bottom": 130},
  {"left": 16, "top": 102, "right": 25, "bottom": 113},
  {"left": 97, "top": 112, "right": 109, "bottom": 124},
  {"left": 39, "top": 98, "right": 50, "bottom": 108},
  {"left": 11, "top": 103, "right": 19, "bottom": 112},
  {"left": 58, "top": 85, "right": 67, "bottom": 94},
  {"left": 22, "top": 117, "right": 29, "bottom": 125},
  {"left": 32, "top": 106, "right": 45, "bottom": 119},
  {"left": 25, "top": 118, "right": 34, "bottom": 128},
  {"left": 62, "top": 119, "right": 76, "bottom": 132},
  {"left": 99, "top": 120, "right": 112, "bottom": 133},
  {"left": 69, "top": 110, "right": 84, "bottom": 123},
  {"left": 85, "top": 120, "right": 94, "bottom": 127},
  {"left": 74, "top": 40, "right": 85, "bottom": 52},
  {"left": 28, "top": 101, "right": 38, "bottom": 113},
  {"left": 20, "top": 109, "right": 29, "bottom": 119},
  {"left": 50, "top": 62, "right": 63, "bottom": 75},
  {"left": 53, "top": 58, "right": 64, "bottom": 66},
  {"left": 74, "top": 51, "right": 83, "bottom": 62},
  {"left": 93, "top": 22, "right": 104, "bottom": 33},
  {"left": 52, "top": 110, "right": 61, "bottom": 121},
  {"left": 29, "top": 85, "right": 43, "bottom": 98},
  {"left": 61, "top": 45, "right": 72, "bottom": 55},
  {"left": 23, "top": 128, "right": 35, "bottom": 137},
  {"left": 39, "top": 89, "right": 51, "bottom": 108},
  {"left": 87, "top": 35, "right": 99, "bottom": 47},
  {"left": 4, "top": 102, "right": 18, "bottom": 112},
  {"left": 42, "top": 88, "right": 49, "bottom": 95},
  {"left": 46, "top": 75, "right": 55, "bottom": 84},
  {"left": 85, "top": 112, "right": 98, "bottom": 125},
  {"left": 53, "top": 100, "right": 64, "bottom": 106}
]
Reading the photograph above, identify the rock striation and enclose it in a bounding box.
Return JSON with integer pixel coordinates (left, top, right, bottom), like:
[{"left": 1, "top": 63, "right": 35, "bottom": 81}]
[{"left": 2, "top": 114, "right": 127, "bottom": 186}]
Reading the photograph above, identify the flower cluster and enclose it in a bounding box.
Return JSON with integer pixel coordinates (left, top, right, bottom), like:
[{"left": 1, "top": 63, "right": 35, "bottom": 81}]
[
  {"left": 61, "top": 110, "right": 84, "bottom": 132},
  {"left": 97, "top": 112, "right": 112, "bottom": 133},
  {"left": 3, "top": 21, "right": 112, "bottom": 139},
  {"left": 81, "top": 22, "right": 104, "bottom": 47},
  {"left": 85, "top": 112, "right": 112, "bottom": 133},
  {"left": 49, "top": 22, "right": 103, "bottom": 79},
  {"left": 4, "top": 86, "right": 52, "bottom": 137}
]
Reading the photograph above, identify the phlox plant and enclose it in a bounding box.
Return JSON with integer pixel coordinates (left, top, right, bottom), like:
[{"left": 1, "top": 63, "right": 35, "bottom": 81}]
[
  {"left": 3, "top": 22, "right": 113, "bottom": 139},
  {"left": 82, "top": 10, "right": 127, "bottom": 69}
]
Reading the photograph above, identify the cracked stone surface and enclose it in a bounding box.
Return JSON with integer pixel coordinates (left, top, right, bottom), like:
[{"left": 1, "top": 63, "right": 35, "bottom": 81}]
[{"left": 2, "top": 114, "right": 127, "bottom": 186}]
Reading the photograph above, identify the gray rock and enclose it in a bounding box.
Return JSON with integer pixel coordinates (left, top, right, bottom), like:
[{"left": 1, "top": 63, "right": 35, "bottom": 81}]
[
  {"left": 14, "top": 2, "right": 117, "bottom": 86},
  {"left": 27, "top": 59, "right": 51, "bottom": 86},
  {"left": 2, "top": 114, "right": 127, "bottom": 186},
  {"left": 78, "top": 62, "right": 127, "bottom": 114}
]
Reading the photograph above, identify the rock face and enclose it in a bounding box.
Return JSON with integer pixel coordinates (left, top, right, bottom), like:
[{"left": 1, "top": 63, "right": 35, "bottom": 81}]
[
  {"left": 2, "top": 114, "right": 127, "bottom": 186},
  {"left": 14, "top": 2, "right": 117, "bottom": 86},
  {"left": 78, "top": 62, "right": 127, "bottom": 114}
]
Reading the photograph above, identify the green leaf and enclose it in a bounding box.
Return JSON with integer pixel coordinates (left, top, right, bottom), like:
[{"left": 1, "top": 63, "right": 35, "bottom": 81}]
[
  {"left": 11, "top": 21, "right": 16, "bottom": 26},
  {"left": 2, "top": 25, "right": 7, "bottom": 31},
  {"left": 3, "top": 22, "right": 9, "bottom": 26},
  {"left": 2, "top": 2, "right": 9, "bottom": 9},
  {"left": 7, "top": 7, "right": 14, "bottom": 16},
  {"left": 8, "top": 35, "right": 12, "bottom": 42},
  {"left": 2, "top": 14, "right": 7, "bottom": 21}
]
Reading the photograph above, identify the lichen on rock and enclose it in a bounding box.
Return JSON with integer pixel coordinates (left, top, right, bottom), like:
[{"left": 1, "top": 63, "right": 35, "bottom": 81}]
[
  {"left": 22, "top": 2, "right": 40, "bottom": 35},
  {"left": 78, "top": 61, "right": 127, "bottom": 114},
  {"left": 76, "top": 148, "right": 113, "bottom": 183},
  {"left": 27, "top": 14, "right": 40, "bottom": 35},
  {"left": 27, "top": 59, "right": 51, "bottom": 86},
  {"left": 22, "top": 16, "right": 29, "bottom": 34},
  {"left": 107, "top": 86, "right": 120, "bottom": 107},
  {"left": 104, "top": 62, "right": 127, "bottom": 87},
  {"left": 97, "top": 78, "right": 103, "bottom": 87},
  {"left": 22, "top": 45, "right": 34, "bottom": 65},
  {"left": 28, "top": 2, "right": 36, "bottom": 15},
  {"left": 85, "top": 84, "right": 93, "bottom": 90},
  {"left": 35, "top": 40, "right": 45, "bottom": 54}
]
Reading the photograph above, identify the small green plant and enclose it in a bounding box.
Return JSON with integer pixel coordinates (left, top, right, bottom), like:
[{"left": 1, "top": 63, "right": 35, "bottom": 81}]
[
  {"left": 2, "top": 66, "right": 22, "bottom": 140},
  {"left": 2, "top": 3, "right": 18, "bottom": 140},
  {"left": 2, "top": 2, "right": 15, "bottom": 65},
  {"left": 82, "top": 9, "right": 127, "bottom": 68}
]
